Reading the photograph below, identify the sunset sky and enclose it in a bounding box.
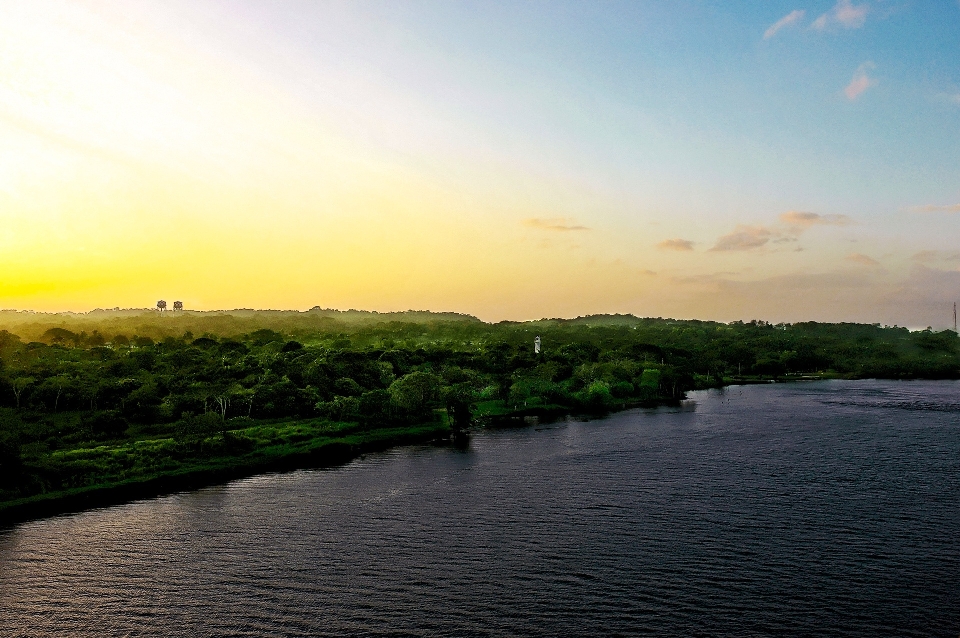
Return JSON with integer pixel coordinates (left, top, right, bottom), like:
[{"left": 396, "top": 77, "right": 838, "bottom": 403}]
[{"left": 1, "top": 0, "right": 959, "bottom": 326}]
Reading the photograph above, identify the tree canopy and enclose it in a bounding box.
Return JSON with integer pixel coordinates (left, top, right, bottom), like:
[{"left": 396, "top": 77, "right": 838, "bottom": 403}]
[{"left": 0, "top": 310, "right": 956, "bottom": 512}]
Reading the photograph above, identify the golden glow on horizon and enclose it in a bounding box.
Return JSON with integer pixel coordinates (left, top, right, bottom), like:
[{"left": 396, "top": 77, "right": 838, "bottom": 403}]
[
  {"left": 0, "top": 1, "right": 646, "bottom": 317},
  {"left": 0, "top": 1, "right": 955, "bottom": 327}
]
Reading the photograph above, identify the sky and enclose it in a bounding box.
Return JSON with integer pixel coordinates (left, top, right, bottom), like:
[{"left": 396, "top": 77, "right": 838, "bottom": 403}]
[{"left": 1, "top": 0, "right": 959, "bottom": 326}]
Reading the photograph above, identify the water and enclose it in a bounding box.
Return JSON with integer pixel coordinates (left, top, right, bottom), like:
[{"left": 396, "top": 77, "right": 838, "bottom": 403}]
[{"left": 2, "top": 380, "right": 959, "bottom": 636}]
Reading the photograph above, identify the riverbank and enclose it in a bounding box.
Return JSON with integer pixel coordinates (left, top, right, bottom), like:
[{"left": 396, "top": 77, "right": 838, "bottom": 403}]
[
  {"left": 3, "top": 394, "right": 687, "bottom": 527},
  {"left": 0, "top": 373, "right": 948, "bottom": 527},
  {"left": 0, "top": 420, "right": 450, "bottom": 528},
  {"left": 1, "top": 396, "right": 667, "bottom": 527}
]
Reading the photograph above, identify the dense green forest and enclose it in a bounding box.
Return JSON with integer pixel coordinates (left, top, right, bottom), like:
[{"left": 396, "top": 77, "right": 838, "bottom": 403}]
[{"left": 1, "top": 308, "right": 958, "bottom": 518}]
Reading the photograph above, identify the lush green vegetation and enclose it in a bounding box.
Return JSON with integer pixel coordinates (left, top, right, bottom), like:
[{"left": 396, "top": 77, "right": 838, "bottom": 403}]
[{"left": 1, "top": 308, "right": 957, "bottom": 520}]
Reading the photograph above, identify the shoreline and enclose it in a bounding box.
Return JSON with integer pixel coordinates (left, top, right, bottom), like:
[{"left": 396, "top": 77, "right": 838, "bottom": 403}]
[
  {"left": 3, "top": 376, "right": 956, "bottom": 529},
  {"left": 1, "top": 397, "right": 669, "bottom": 528},
  {"left": 0, "top": 422, "right": 449, "bottom": 529}
]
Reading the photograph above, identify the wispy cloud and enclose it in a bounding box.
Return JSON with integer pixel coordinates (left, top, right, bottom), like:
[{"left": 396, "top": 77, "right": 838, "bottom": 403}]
[
  {"left": 657, "top": 238, "right": 695, "bottom": 251},
  {"left": 931, "top": 92, "right": 960, "bottom": 107},
  {"left": 812, "top": 0, "right": 869, "bottom": 30},
  {"left": 710, "top": 211, "right": 850, "bottom": 253},
  {"left": 908, "top": 203, "right": 960, "bottom": 213},
  {"left": 709, "top": 225, "right": 774, "bottom": 252},
  {"left": 844, "top": 62, "right": 876, "bottom": 100},
  {"left": 779, "top": 211, "right": 850, "bottom": 230},
  {"left": 834, "top": 0, "right": 870, "bottom": 27},
  {"left": 912, "top": 250, "right": 960, "bottom": 263},
  {"left": 523, "top": 217, "right": 590, "bottom": 232},
  {"left": 846, "top": 252, "right": 881, "bottom": 267},
  {"left": 764, "top": 10, "right": 806, "bottom": 39}
]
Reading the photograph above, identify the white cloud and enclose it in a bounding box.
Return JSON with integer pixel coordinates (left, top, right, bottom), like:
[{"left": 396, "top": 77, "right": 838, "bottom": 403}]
[
  {"left": 812, "top": 0, "right": 869, "bottom": 31},
  {"left": 710, "top": 211, "right": 851, "bottom": 253},
  {"left": 909, "top": 203, "right": 960, "bottom": 213},
  {"left": 709, "top": 225, "right": 774, "bottom": 251},
  {"left": 657, "top": 238, "right": 695, "bottom": 251},
  {"left": 846, "top": 252, "right": 881, "bottom": 267},
  {"left": 911, "top": 250, "right": 960, "bottom": 263},
  {"left": 845, "top": 75, "right": 873, "bottom": 100},
  {"left": 811, "top": 13, "right": 830, "bottom": 30},
  {"left": 779, "top": 211, "right": 850, "bottom": 230},
  {"left": 931, "top": 91, "right": 960, "bottom": 106},
  {"left": 844, "top": 62, "right": 876, "bottom": 100},
  {"left": 764, "top": 10, "right": 806, "bottom": 39},
  {"left": 834, "top": 0, "right": 870, "bottom": 27},
  {"left": 523, "top": 217, "right": 590, "bottom": 231}
]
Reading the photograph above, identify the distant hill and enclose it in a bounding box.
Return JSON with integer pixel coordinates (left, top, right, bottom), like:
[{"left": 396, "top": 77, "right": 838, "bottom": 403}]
[{"left": 0, "top": 307, "right": 482, "bottom": 343}]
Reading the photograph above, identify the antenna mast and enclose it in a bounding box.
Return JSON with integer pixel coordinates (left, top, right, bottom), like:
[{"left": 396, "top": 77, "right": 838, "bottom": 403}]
[{"left": 954, "top": 302, "right": 957, "bottom": 333}]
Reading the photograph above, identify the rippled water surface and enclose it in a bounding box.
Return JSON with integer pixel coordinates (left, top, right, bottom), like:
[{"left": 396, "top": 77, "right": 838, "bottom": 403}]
[{"left": 2, "top": 380, "right": 959, "bottom": 636}]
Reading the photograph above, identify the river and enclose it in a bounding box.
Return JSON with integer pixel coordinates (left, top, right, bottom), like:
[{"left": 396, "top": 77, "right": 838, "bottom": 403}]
[{"left": 2, "top": 380, "right": 959, "bottom": 636}]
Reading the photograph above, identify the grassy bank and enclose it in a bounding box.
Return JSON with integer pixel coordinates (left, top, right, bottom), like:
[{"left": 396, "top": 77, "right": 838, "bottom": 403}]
[
  {"left": 0, "top": 418, "right": 450, "bottom": 527},
  {"left": 0, "top": 373, "right": 945, "bottom": 527},
  {"left": 0, "top": 397, "right": 672, "bottom": 527}
]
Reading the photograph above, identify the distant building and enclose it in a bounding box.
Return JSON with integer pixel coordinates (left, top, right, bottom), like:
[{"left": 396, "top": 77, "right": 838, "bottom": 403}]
[{"left": 534, "top": 335, "right": 541, "bottom": 354}]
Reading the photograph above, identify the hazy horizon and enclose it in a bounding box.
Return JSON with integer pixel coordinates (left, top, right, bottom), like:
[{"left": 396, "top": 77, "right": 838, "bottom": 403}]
[
  {"left": 2, "top": 1, "right": 959, "bottom": 327},
  {"left": 0, "top": 304, "right": 948, "bottom": 332}
]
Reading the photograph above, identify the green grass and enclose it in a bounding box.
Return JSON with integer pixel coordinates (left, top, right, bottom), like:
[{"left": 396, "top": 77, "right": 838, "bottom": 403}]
[{"left": 0, "top": 418, "right": 450, "bottom": 525}]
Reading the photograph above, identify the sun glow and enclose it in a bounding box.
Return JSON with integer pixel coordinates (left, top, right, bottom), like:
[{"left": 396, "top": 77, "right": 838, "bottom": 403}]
[{"left": 1, "top": 1, "right": 958, "bottom": 326}]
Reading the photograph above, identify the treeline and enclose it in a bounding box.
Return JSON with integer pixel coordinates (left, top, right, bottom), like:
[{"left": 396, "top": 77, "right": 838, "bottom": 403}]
[
  {"left": 0, "top": 307, "right": 482, "bottom": 345},
  {"left": 0, "top": 312, "right": 957, "bottom": 505}
]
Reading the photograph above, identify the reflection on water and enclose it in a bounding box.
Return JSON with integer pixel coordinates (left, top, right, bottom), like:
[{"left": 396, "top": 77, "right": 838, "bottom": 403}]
[{"left": 1, "top": 380, "right": 959, "bottom": 637}]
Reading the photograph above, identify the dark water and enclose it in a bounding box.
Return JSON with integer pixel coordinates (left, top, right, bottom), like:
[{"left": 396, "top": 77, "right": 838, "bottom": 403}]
[{"left": 2, "top": 380, "right": 959, "bottom": 637}]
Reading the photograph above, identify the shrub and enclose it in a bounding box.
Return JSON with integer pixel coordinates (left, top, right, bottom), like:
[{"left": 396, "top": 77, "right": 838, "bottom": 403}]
[{"left": 610, "top": 381, "right": 634, "bottom": 399}]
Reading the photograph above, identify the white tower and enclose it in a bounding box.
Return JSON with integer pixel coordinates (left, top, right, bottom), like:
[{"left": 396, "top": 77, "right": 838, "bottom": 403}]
[{"left": 534, "top": 335, "right": 541, "bottom": 354}]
